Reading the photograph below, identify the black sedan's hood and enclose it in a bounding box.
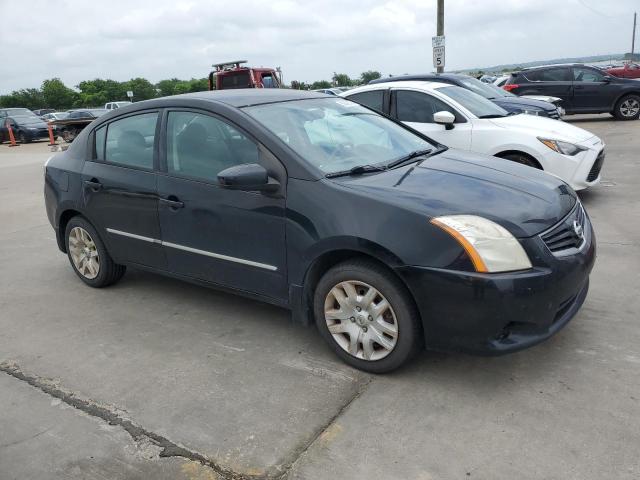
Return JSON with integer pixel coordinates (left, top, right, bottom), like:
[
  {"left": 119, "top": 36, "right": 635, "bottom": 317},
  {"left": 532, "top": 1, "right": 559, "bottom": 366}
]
[
  {"left": 492, "top": 96, "right": 556, "bottom": 113},
  {"left": 334, "top": 150, "right": 577, "bottom": 238}
]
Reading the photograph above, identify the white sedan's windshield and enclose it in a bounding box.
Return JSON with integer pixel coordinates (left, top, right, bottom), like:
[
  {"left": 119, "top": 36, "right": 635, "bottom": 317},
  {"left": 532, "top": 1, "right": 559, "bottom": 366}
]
[
  {"left": 244, "top": 98, "right": 435, "bottom": 174},
  {"left": 438, "top": 86, "right": 509, "bottom": 118}
]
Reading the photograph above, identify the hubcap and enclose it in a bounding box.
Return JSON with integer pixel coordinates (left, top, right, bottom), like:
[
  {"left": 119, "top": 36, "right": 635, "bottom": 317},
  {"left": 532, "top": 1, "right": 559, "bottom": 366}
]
[
  {"left": 620, "top": 99, "right": 640, "bottom": 117},
  {"left": 324, "top": 281, "right": 398, "bottom": 361},
  {"left": 68, "top": 227, "right": 100, "bottom": 279}
]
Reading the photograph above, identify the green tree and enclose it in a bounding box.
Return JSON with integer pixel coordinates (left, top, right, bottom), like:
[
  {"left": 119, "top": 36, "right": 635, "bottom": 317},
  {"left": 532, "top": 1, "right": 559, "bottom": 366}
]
[
  {"left": 332, "top": 73, "right": 353, "bottom": 87},
  {"left": 0, "top": 89, "right": 45, "bottom": 110},
  {"left": 42, "top": 78, "right": 78, "bottom": 110},
  {"left": 311, "top": 80, "right": 332, "bottom": 89},
  {"left": 359, "top": 70, "right": 381, "bottom": 85},
  {"left": 156, "top": 78, "right": 181, "bottom": 96},
  {"left": 76, "top": 79, "right": 127, "bottom": 107}
]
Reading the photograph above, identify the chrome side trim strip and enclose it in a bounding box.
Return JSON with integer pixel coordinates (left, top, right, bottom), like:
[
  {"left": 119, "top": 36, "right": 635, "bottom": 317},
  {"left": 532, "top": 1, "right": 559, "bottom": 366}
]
[
  {"left": 106, "top": 228, "right": 277, "bottom": 271},
  {"left": 106, "top": 228, "right": 161, "bottom": 244},
  {"left": 162, "top": 241, "right": 277, "bottom": 271}
]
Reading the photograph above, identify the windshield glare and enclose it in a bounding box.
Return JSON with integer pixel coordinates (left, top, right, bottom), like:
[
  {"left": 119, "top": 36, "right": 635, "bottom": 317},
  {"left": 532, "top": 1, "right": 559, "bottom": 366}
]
[
  {"left": 437, "top": 86, "right": 509, "bottom": 118},
  {"left": 244, "top": 98, "right": 434, "bottom": 174}
]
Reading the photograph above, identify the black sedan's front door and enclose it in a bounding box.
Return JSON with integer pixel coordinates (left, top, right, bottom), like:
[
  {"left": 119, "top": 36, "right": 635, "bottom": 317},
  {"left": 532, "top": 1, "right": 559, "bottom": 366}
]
[
  {"left": 81, "top": 111, "right": 166, "bottom": 269},
  {"left": 156, "top": 109, "right": 287, "bottom": 302},
  {"left": 571, "top": 66, "right": 619, "bottom": 112}
]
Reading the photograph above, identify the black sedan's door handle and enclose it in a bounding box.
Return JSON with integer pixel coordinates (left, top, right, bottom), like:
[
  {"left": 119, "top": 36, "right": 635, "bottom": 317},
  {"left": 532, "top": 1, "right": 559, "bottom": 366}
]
[
  {"left": 159, "top": 196, "right": 184, "bottom": 209},
  {"left": 83, "top": 179, "right": 102, "bottom": 191}
]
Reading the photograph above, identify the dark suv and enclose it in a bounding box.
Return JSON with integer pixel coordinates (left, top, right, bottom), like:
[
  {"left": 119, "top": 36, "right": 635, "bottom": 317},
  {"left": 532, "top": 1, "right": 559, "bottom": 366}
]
[{"left": 504, "top": 64, "right": 640, "bottom": 120}]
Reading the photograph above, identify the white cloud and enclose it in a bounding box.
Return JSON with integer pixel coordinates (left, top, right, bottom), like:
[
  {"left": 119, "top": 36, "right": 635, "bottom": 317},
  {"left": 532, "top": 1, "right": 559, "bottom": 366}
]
[{"left": 0, "top": 0, "right": 636, "bottom": 93}]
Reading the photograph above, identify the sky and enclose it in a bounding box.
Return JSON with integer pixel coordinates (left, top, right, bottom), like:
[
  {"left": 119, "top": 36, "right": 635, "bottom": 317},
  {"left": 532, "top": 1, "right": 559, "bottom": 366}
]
[{"left": 0, "top": 0, "right": 637, "bottom": 93}]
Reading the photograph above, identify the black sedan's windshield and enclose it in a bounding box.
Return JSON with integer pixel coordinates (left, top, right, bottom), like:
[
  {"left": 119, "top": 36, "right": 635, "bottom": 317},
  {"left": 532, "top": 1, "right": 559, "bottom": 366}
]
[{"left": 244, "top": 98, "right": 435, "bottom": 174}]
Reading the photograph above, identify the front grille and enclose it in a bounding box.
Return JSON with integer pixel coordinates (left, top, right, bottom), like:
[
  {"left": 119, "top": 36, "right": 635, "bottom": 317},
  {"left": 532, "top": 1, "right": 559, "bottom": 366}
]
[
  {"left": 587, "top": 149, "right": 605, "bottom": 182},
  {"left": 540, "top": 203, "right": 587, "bottom": 254},
  {"left": 548, "top": 110, "right": 560, "bottom": 119}
]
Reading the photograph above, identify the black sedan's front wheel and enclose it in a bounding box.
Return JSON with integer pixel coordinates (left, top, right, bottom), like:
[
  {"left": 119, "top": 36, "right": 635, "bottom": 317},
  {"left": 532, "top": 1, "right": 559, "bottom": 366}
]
[
  {"left": 314, "top": 259, "right": 422, "bottom": 373},
  {"left": 613, "top": 94, "right": 640, "bottom": 120}
]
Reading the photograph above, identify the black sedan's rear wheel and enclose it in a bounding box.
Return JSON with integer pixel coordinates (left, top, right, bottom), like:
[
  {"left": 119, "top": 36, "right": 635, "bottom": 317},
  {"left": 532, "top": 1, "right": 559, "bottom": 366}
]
[
  {"left": 613, "top": 94, "right": 640, "bottom": 120},
  {"left": 18, "top": 131, "right": 29, "bottom": 143},
  {"left": 65, "top": 216, "right": 125, "bottom": 288},
  {"left": 313, "top": 259, "right": 422, "bottom": 373}
]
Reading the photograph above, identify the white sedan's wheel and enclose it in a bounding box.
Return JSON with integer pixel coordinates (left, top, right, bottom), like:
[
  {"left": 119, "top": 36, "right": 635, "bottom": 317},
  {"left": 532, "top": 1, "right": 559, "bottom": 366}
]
[
  {"left": 324, "top": 280, "right": 399, "bottom": 361},
  {"left": 68, "top": 226, "right": 100, "bottom": 279}
]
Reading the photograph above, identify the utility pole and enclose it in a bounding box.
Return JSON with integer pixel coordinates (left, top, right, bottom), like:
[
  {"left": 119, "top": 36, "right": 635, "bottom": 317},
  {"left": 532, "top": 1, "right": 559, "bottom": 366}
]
[
  {"left": 632, "top": 12, "right": 637, "bottom": 56},
  {"left": 437, "top": 0, "right": 444, "bottom": 73}
]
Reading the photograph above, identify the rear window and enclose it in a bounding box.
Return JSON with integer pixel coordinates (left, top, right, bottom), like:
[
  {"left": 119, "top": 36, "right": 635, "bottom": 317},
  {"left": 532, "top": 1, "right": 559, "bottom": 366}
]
[
  {"left": 524, "top": 68, "right": 571, "bottom": 82},
  {"left": 220, "top": 72, "right": 251, "bottom": 89},
  {"left": 105, "top": 112, "right": 158, "bottom": 170}
]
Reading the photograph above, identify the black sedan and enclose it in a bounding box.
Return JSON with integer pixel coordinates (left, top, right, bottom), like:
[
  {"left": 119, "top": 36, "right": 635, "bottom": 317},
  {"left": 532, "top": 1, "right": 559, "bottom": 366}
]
[
  {"left": 370, "top": 73, "right": 563, "bottom": 118},
  {"left": 0, "top": 114, "right": 50, "bottom": 143},
  {"left": 44, "top": 90, "right": 595, "bottom": 372}
]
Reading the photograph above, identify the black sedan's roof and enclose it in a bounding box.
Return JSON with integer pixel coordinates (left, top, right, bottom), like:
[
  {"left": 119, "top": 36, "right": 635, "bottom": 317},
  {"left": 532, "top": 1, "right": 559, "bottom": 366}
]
[{"left": 170, "top": 89, "right": 329, "bottom": 107}]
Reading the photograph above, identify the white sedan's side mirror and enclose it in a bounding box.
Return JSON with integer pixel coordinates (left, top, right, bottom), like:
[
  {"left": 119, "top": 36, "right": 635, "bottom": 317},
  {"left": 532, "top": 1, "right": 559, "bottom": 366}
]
[{"left": 433, "top": 111, "right": 455, "bottom": 130}]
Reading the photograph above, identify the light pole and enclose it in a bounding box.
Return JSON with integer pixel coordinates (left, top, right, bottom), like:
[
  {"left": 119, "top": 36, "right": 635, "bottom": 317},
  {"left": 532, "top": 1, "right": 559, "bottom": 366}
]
[{"left": 437, "top": 0, "right": 444, "bottom": 73}]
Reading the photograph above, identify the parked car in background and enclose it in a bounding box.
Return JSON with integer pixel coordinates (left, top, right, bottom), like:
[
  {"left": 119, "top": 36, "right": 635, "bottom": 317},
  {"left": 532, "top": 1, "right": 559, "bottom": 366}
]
[
  {"left": 370, "top": 74, "right": 563, "bottom": 118},
  {"left": 0, "top": 107, "right": 34, "bottom": 119},
  {"left": 0, "top": 113, "right": 49, "bottom": 143},
  {"left": 51, "top": 109, "right": 108, "bottom": 142},
  {"left": 479, "top": 74, "right": 497, "bottom": 83},
  {"left": 493, "top": 75, "right": 509, "bottom": 87},
  {"left": 606, "top": 62, "right": 640, "bottom": 79},
  {"left": 44, "top": 89, "right": 595, "bottom": 372},
  {"left": 504, "top": 64, "right": 640, "bottom": 119},
  {"left": 105, "top": 101, "right": 132, "bottom": 111},
  {"left": 42, "top": 112, "right": 69, "bottom": 122},
  {"left": 33, "top": 109, "right": 55, "bottom": 117},
  {"left": 312, "top": 88, "right": 344, "bottom": 96},
  {"left": 343, "top": 81, "right": 604, "bottom": 190}
]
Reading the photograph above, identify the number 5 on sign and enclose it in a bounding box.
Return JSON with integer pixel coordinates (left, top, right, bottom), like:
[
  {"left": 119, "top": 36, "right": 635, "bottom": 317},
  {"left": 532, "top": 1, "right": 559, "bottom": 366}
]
[{"left": 433, "top": 46, "right": 445, "bottom": 68}]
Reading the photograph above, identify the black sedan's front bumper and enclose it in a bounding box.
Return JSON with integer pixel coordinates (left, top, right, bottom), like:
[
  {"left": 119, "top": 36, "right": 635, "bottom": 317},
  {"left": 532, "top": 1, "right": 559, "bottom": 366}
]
[{"left": 396, "top": 217, "right": 596, "bottom": 355}]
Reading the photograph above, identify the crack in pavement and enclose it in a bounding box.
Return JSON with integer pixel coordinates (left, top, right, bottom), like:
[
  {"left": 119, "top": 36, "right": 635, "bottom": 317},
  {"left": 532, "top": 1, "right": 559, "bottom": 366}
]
[
  {"left": 0, "top": 361, "right": 248, "bottom": 480},
  {"left": 1, "top": 360, "right": 371, "bottom": 480}
]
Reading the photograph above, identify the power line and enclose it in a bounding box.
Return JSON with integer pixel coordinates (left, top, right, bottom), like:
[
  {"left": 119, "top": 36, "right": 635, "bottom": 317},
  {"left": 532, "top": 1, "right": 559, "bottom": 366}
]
[{"left": 576, "top": 0, "right": 624, "bottom": 18}]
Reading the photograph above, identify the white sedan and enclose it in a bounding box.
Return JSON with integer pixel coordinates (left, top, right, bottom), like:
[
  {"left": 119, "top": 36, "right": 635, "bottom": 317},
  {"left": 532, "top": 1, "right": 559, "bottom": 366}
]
[{"left": 342, "top": 81, "right": 604, "bottom": 190}]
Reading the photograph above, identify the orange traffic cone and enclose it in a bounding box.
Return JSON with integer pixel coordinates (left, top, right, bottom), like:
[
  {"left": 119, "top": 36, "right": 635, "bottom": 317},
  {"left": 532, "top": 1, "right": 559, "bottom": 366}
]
[
  {"left": 6, "top": 121, "right": 19, "bottom": 147},
  {"left": 47, "top": 123, "right": 57, "bottom": 146}
]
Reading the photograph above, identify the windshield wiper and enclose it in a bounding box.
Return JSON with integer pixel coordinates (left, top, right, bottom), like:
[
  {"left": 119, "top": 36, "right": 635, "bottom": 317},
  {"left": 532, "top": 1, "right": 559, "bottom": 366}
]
[
  {"left": 325, "top": 164, "right": 387, "bottom": 178},
  {"left": 478, "top": 114, "right": 507, "bottom": 119},
  {"left": 385, "top": 148, "right": 435, "bottom": 169}
]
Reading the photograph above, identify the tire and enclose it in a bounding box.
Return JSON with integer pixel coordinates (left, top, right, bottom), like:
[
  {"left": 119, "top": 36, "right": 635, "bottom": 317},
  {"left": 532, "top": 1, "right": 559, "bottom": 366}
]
[
  {"left": 18, "top": 131, "right": 30, "bottom": 143},
  {"left": 498, "top": 152, "right": 541, "bottom": 169},
  {"left": 64, "top": 216, "right": 125, "bottom": 288},
  {"left": 613, "top": 94, "right": 640, "bottom": 120},
  {"left": 313, "top": 259, "right": 422, "bottom": 373}
]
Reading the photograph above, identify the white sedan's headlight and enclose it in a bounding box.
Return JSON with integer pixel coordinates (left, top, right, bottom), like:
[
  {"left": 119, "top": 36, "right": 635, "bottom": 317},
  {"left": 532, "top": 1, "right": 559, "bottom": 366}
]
[
  {"left": 538, "top": 137, "right": 587, "bottom": 156},
  {"left": 430, "top": 215, "right": 532, "bottom": 273}
]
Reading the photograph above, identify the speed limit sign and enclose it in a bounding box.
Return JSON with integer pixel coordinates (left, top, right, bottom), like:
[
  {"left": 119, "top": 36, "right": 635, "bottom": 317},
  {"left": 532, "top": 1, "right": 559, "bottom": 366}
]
[
  {"left": 432, "top": 35, "right": 445, "bottom": 69},
  {"left": 433, "top": 46, "right": 445, "bottom": 68}
]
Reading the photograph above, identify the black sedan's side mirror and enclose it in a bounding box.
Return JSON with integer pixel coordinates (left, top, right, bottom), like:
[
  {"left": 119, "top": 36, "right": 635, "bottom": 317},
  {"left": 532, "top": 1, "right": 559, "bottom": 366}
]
[
  {"left": 218, "top": 163, "right": 279, "bottom": 193},
  {"left": 602, "top": 76, "right": 612, "bottom": 83}
]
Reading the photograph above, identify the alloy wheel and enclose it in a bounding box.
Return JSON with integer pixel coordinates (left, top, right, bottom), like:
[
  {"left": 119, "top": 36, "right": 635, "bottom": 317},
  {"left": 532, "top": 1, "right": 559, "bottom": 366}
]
[
  {"left": 68, "top": 227, "right": 100, "bottom": 279},
  {"left": 324, "top": 280, "right": 398, "bottom": 361},
  {"left": 620, "top": 98, "right": 640, "bottom": 117}
]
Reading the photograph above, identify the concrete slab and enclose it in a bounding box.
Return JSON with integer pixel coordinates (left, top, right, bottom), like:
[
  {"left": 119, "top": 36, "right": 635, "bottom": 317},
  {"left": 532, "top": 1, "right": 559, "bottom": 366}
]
[{"left": 0, "top": 373, "right": 219, "bottom": 480}]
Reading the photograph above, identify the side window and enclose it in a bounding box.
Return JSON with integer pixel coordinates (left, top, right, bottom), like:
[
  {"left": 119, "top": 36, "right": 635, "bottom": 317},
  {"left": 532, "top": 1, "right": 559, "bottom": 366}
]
[
  {"left": 346, "top": 91, "right": 385, "bottom": 113},
  {"left": 525, "top": 68, "right": 571, "bottom": 82},
  {"left": 94, "top": 126, "right": 106, "bottom": 161},
  {"left": 105, "top": 112, "right": 158, "bottom": 170},
  {"left": 166, "top": 111, "right": 259, "bottom": 182},
  {"left": 395, "top": 90, "right": 454, "bottom": 123},
  {"left": 573, "top": 68, "right": 605, "bottom": 82}
]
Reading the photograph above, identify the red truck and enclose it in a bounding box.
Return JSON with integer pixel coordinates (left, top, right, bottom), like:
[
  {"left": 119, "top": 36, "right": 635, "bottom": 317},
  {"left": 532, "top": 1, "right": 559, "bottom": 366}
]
[
  {"left": 606, "top": 63, "right": 640, "bottom": 79},
  {"left": 208, "top": 60, "right": 281, "bottom": 90}
]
